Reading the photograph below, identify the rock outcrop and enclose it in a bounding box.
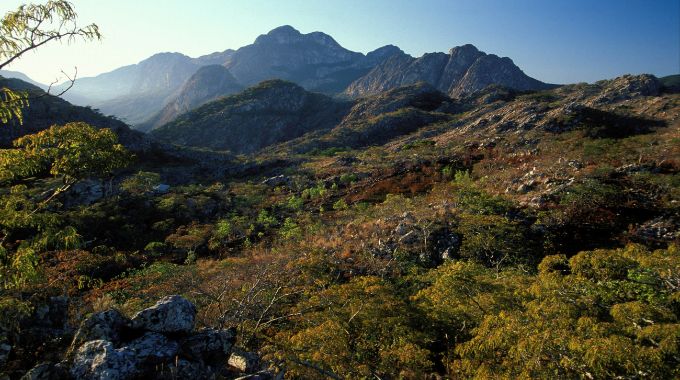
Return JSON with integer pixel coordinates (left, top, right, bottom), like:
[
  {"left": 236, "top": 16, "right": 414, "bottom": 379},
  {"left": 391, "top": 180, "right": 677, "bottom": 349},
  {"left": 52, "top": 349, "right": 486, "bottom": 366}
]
[
  {"left": 62, "top": 295, "right": 235, "bottom": 380},
  {"left": 130, "top": 295, "right": 197, "bottom": 333}
]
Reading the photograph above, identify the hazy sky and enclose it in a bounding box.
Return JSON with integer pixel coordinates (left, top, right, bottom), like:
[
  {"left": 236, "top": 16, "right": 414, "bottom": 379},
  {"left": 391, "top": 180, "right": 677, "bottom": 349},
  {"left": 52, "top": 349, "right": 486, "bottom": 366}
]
[{"left": 2, "top": 0, "right": 679, "bottom": 85}]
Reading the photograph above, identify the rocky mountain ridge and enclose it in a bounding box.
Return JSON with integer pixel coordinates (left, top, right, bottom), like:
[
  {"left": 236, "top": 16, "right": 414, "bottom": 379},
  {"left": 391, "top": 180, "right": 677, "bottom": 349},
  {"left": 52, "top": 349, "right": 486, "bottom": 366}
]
[
  {"left": 345, "top": 44, "right": 553, "bottom": 98},
  {"left": 50, "top": 25, "right": 548, "bottom": 129}
]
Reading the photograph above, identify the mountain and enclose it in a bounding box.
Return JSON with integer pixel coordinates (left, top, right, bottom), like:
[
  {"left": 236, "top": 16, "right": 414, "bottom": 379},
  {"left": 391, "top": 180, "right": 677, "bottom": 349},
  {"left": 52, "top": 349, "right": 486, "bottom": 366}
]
[
  {"left": 151, "top": 80, "right": 351, "bottom": 153},
  {"left": 660, "top": 74, "right": 680, "bottom": 93},
  {"left": 59, "top": 26, "right": 552, "bottom": 129},
  {"left": 222, "top": 25, "right": 389, "bottom": 93},
  {"left": 263, "top": 82, "right": 453, "bottom": 155},
  {"left": 345, "top": 44, "right": 553, "bottom": 98},
  {"left": 138, "top": 65, "right": 243, "bottom": 132},
  {"left": 55, "top": 26, "right": 406, "bottom": 128},
  {"left": 0, "top": 70, "right": 47, "bottom": 90},
  {"left": 56, "top": 51, "right": 234, "bottom": 125}
]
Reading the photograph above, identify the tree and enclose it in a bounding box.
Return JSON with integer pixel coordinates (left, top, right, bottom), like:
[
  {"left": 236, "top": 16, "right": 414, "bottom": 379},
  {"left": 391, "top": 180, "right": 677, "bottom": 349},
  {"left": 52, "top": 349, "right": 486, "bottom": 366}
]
[
  {"left": 0, "top": 122, "right": 131, "bottom": 208},
  {"left": 0, "top": 1, "right": 101, "bottom": 124},
  {"left": 451, "top": 245, "right": 680, "bottom": 379},
  {"left": 274, "top": 276, "right": 433, "bottom": 379},
  {"left": 0, "top": 122, "right": 131, "bottom": 288}
]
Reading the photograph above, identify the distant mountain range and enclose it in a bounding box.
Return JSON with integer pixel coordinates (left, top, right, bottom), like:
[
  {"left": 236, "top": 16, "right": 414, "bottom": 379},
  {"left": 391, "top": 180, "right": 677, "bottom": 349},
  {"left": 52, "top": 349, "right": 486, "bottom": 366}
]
[
  {"left": 45, "top": 25, "right": 551, "bottom": 129},
  {"left": 0, "top": 70, "right": 47, "bottom": 90}
]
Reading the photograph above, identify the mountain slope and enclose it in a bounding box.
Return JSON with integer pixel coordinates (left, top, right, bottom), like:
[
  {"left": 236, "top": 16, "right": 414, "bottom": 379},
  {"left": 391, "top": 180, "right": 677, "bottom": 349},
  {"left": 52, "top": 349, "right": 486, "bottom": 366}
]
[
  {"left": 345, "top": 44, "right": 553, "bottom": 98},
  {"left": 0, "top": 70, "right": 47, "bottom": 90},
  {"left": 151, "top": 80, "right": 351, "bottom": 153},
  {"left": 56, "top": 52, "right": 231, "bottom": 125},
  {"left": 139, "top": 65, "right": 244, "bottom": 132},
  {"left": 0, "top": 77, "right": 145, "bottom": 149}
]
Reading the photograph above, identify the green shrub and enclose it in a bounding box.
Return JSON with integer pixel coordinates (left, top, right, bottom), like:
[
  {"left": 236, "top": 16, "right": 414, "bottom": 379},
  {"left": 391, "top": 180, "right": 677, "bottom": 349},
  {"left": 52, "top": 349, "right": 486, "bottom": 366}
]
[{"left": 279, "top": 217, "right": 302, "bottom": 240}]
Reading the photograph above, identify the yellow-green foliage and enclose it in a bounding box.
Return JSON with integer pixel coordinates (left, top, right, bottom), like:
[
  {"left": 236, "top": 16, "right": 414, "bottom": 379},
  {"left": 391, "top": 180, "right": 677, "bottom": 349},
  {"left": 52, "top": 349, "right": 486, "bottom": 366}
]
[
  {"left": 450, "top": 244, "right": 680, "bottom": 379},
  {"left": 0, "top": 123, "right": 130, "bottom": 289},
  {"left": 0, "top": 122, "right": 131, "bottom": 185},
  {"left": 276, "top": 276, "right": 432, "bottom": 379}
]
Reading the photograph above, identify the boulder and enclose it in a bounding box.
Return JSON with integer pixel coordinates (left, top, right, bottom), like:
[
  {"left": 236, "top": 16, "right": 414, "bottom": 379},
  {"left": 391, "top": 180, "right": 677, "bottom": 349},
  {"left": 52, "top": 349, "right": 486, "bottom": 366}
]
[
  {"left": 131, "top": 295, "right": 196, "bottom": 334},
  {"left": 70, "top": 340, "right": 138, "bottom": 380},
  {"left": 68, "top": 309, "right": 129, "bottom": 357},
  {"left": 63, "top": 296, "right": 236, "bottom": 379},
  {"left": 153, "top": 184, "right": 171, "bottom": 193},
  {"left": 181, "top": 327, "right": 236, "bottom": 363},
  {"left": 166, "top": 358, "right": 209, "bottom": 379},
  {"left": 262, "top": 175, "right": 291, "bottom": 187},
  {"left": 228, "top": 349, "right": 260, "bottom": 373},
  {"left": 127, "top": 332, "right": 179, "bottom": 361}
]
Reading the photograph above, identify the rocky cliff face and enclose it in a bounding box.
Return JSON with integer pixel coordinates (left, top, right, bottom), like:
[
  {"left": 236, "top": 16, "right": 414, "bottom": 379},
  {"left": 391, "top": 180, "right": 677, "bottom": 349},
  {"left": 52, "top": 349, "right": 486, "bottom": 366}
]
[
  {"left": 345, "top": 44, "right": 553, "bottom": 98},
  {"left": 151, "top": 80, "right": 352, "bottom": 153},
  {"left": 140, "top": 65, "right": 244, "bottom": 132}
]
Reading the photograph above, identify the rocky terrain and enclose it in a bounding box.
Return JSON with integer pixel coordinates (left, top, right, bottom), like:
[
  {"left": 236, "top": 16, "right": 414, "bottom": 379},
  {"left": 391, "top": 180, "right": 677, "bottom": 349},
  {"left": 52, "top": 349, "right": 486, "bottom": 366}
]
[
  {"left": 1, "top": 65, "right": 678, "bottom": 379},
  {"left": 6, "top": 295, "right": 279, "bottom": 379}
]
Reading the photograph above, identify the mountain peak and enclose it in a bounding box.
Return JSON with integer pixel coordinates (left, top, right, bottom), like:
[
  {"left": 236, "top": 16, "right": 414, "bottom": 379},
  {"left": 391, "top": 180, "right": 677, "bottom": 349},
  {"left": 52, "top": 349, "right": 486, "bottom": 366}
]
[
  {"left": 254, "top": 25, "right": 343, "bottom": 49},
  {"left": 255, "top": 25, "right": 304, "bottom": 44},
  {"left": 449, "top": 44, "right": 481, "bottom": 56},
  {"left": 366, "top": 45, "right": 406, "bottom": 63},
  {"left": 267, "top": 25, "right": 301, "bottom": 36}
]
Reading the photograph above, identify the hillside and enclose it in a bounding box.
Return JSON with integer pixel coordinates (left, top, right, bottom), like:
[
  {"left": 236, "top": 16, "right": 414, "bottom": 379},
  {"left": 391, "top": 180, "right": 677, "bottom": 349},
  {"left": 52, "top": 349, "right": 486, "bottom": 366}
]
[
  {"left": 2, "top": 72, "right": 679, "bottom": 379},
  {"left": 55, "top": 52, "right": 224, "bottom": 125},
  {"left": 151, "top": 80, "right": 351, "bottom": 153},
  {"left": 0, "top": 76, "right": 145, "bottom": 149}
]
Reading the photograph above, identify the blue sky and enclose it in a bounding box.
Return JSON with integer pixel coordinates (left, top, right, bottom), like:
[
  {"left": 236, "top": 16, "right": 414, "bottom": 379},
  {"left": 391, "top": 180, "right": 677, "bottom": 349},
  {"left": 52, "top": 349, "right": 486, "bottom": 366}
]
[{"left": 2, "top": 0, "right": 679, "bottom": 85}]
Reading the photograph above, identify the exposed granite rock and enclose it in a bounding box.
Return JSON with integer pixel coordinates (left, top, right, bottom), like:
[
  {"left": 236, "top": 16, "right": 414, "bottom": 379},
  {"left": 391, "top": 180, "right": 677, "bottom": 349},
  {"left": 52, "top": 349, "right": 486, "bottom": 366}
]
[
  {"left": 262, "top": 175, "right": 292, "bottom": 187},
  {"left": 228, "top": 349, "right": 260, "bottom": 373},
  {"left": 594, "top": 74, "right": 661, "bottom": 104},
  {"left": 68, "top": 309, "right": 129, "bottom": 357},
  {"left": 127, "top": 332, "right": 179, "bottom": 361},
  {"left": 180, "top": 328, "right": 236, "bottom": 362},
  {"left": 63, "top": 296, "right": 236, "bottom": 380},
  {"left": 131, "top": 295, "right": 196, "bottom": 334},
  {"left": 70, "top": 340, "right": 138, "bottom": 380}
]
